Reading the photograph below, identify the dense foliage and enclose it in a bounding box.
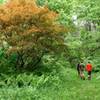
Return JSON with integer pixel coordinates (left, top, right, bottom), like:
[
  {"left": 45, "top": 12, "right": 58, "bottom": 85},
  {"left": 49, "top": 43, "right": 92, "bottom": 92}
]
[
  {"left": 0, "top": 0, "right": 67, "bottom": 71},
  {"left": 0, "top": 0, "right": 100, "bottom": 100}
]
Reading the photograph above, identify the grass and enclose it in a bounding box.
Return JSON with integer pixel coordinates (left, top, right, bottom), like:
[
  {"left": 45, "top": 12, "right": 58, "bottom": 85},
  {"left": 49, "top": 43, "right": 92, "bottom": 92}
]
[{"left": 0, "top": 68, "right": 100, "bottom": 100}]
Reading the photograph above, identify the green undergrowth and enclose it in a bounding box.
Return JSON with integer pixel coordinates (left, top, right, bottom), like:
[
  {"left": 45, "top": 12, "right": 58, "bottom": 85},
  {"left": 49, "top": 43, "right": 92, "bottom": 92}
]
[{"left": 0, "top": 68, "right": 100, "bottom": 100}]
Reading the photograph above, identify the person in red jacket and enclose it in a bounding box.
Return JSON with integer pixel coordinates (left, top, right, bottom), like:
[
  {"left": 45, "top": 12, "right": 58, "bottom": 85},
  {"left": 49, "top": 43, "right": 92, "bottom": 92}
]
[{"left": 86, "top": 62, "right": 92, "bottom": 80}]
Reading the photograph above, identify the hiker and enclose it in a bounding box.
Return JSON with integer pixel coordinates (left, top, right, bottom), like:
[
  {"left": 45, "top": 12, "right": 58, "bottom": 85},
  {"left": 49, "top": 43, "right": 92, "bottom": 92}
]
[
  {"left": 77, "top": 63, "right": 80, "bottom": 77},
  {"left": 86, "top": 62, "right": 92, "bottom": 80},
  {"left": 77, "top": 62, "right": 85, "bottom": 80},
  {"left": 80, "top": 62, "right": 85, "bottom": 80}
]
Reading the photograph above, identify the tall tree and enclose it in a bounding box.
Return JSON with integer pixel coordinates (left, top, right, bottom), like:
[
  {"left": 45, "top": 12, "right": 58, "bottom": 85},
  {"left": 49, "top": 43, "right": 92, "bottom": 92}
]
[{"left": 0, "top": 0, "right": 67, "bottom": 70}]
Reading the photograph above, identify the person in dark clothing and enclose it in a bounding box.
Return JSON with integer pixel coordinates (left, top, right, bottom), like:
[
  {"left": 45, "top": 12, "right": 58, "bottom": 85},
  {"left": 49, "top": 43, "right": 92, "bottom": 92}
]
[
  {"left": 77, "top": 63, "right": 80, "bottom": 77},
  {"left": 77, "top": 62, "right": 85, "bottom": 80}
]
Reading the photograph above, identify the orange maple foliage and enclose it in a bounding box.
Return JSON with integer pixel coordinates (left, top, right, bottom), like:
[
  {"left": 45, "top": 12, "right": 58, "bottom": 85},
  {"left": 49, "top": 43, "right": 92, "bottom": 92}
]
[
  {"left": 0, "top": 0, "right": 67, "bottom": 52},
  {"left": 0, "top": 0, "right": 67, "bottom": 69}
]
